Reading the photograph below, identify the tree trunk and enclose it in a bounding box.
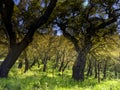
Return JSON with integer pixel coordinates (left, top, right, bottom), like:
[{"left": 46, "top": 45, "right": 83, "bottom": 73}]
[
  {"left": 24, "top": 54, "right": 29, "bottom": 73},
  {"left": 72, "top": 52, "right": 86, "bottom": 81},
  {"left": 54, "top": 54, "right": 59, "bottom": 69},
  {"left": 58, "top": 60, "right": 64, "bottom": 72},
  {"left": 0, "top": 40, "right": 30, "bottom": 77},
  {"left": 114, "top": 66, "right": 117, "bottom": 79},
  {"left": 87, "top": 59, "right": 92, "bottom": 76},
  {"left": 43, "top": 61, "right": 47, "bottom": 72},
  {"left": 58, "top": 50, "right": 65, "bottom": 72},
  {"left": 62, "top": 61, "right": 70, "bottom": 72},
  {"left": 18, "top": 60, "right": 23, "bottom": 69},
  {"left": 43, "top": 56, "right": 48, "bottom": 72},
  {"left": 72, "top": 34, "right": 92, "bottom": 81},
  {"left": 89, "top": 66, "right": 93, "bottom": 76},
  {"left": 103, "top": 60, "right": 107, "bottom": 79},
  {"left": 30, "top": 59, "right": 36, "bottom": 69},
  {"left": 94, "top": 60, "right": 97, "bottom": 78},
  {"left": 37, "top": 59, "right": 40, "bottom": 68},
  {"left": 58, "top": 18, "right": 92, "bottom": 81},
  {"left": 98, "top": 63, "right": 101, "bottom": 83}
]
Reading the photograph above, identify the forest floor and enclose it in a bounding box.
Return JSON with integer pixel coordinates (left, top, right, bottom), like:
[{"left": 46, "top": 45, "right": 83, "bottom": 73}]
[{"left": 0, "top": 67, "right": 120, "bottom": 90}]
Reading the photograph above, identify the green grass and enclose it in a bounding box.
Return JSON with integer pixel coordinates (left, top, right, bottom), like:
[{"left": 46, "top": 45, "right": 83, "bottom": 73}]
[{"left": 0, "top": 67, "right": 120, "bottom": 90}]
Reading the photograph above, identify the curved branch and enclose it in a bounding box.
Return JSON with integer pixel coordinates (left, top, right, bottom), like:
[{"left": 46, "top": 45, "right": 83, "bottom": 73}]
[
  {"left": 95, "top": 17, "right": 117, "bottom": 30},
  {"left": 0, "top": 0, "right": 16, "bottom": 48},
  {"left": 22, "top": 0, "right": 58, "bottom": 44},
  {"left": 57, "top": 22, "right": 80, "bottom": 53}
]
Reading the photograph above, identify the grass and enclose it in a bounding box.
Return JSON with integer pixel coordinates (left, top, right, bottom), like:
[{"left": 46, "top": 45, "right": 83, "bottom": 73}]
[{"left": 0, "top": 67, "right": 120, "bottom": 90}]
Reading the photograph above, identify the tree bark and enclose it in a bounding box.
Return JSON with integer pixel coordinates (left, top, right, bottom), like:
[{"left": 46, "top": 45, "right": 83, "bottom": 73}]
[
  {"left": 24, "top": 51, "right": 29, "bottom": 73},
  {"left": 103, "top": 60, "right": 107, "bottom": 79},
  {"left": 114, "top": 66, "right": 117, "bottom": 79},
  {"left": 72, "top": 52, "right": 86, "bottom": 81},
  {"left": 0, "top": 41, "right": 29, "bottom": 77},
  {"left": 0, "top": 0, "right": 16, "bottom": 48},
  {"left": 58, "top": 60, "right": 64, "bottom": 72},
  {"left": 98, "top": 63, "right": 101, "bottom": 83},
  {"left": 18, "top": 60, "right": 23, "bottom": 69},
  {"left": 94, "top": 60, "right": 97, "bottom": 78},
  {"left": 72, "top": 34, "right": 92, "bottom": 81},
  {"left": 58, "top": 49, "right": 65, "bottom": 72},
  {"left": 54, "top": 53, "right": 60, "bottom": 69},
  {"left": 30, "top": 57, "right": 40, "bottom": 69},
  {"left": 43, "top": 56, "right": 48, "bottom": 72},
  {"left": 30, "top": 59, "right": 36, "bottom": 69},
  {"left": 87, "top": 59, "right": 92, "bottom": 76},
  {"left": 62, "top": 61, "right": 70, "bottom": 72},
  {"left": 43, "top": 61, "right": 47, "bottom": 72}
]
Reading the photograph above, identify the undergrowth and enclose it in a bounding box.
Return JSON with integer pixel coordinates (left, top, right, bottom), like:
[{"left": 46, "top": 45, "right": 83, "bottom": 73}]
[{"left": 0, "top": 66, "right": 120, "bottom": 90}]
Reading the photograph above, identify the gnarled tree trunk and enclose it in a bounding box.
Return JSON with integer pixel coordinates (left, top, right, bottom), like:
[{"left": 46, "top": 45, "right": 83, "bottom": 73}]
[
  {"left": 72, "top": 34, "right": 92, "bottom": 81},
  {"left": 0, "top": 0, "right": 57, "bottom": 78},
  {"left": 0, "top": 40, "right": 29, "bottom": 77},
  {"left": 72, "top": 52, "right": 86, "bottom": 81}
]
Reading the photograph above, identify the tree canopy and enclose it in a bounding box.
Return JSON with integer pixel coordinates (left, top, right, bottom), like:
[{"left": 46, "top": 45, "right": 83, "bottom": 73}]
[{"left": 0, "top": 0, "right": 120, "bottom": 82}]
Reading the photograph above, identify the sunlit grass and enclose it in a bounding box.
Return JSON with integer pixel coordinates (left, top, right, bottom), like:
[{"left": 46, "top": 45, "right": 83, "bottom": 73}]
[{"left": 0, "top": 67, "right": 120, "bottom": 90}]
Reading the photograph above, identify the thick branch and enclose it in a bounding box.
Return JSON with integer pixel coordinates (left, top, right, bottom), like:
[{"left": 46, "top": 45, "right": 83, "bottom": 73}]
[
  {"left": 95, "top": 17, "right": 117, "bottom": 30},
  {"left": 22, "top": 0, "right": 58, "bottom": 43},
  {"left": 57, "top": 23, "right": 80, "bottom": 53},
  {"left": 0, "top": 0, "right": 16, "bottom": 48}
]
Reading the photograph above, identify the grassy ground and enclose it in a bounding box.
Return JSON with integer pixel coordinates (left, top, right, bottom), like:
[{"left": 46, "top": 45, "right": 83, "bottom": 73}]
[{"left": 0, "top": 67, "right": 120, "bottom": 90}]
